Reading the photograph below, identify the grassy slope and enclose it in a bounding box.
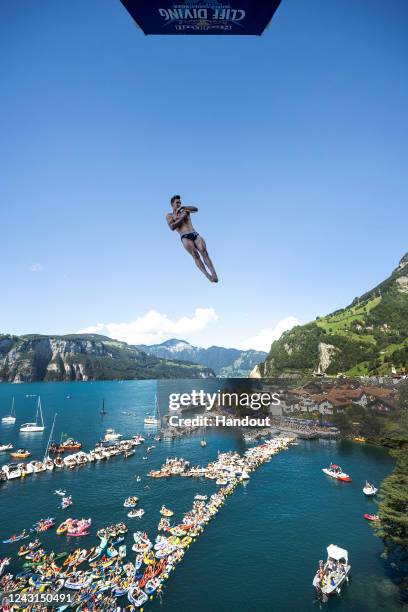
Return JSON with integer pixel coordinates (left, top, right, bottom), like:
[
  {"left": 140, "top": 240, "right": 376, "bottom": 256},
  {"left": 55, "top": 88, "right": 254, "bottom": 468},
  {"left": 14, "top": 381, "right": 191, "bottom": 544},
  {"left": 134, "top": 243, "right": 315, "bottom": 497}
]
[{"left": 262, "top": 255, "right": 408, "bottom": 376}]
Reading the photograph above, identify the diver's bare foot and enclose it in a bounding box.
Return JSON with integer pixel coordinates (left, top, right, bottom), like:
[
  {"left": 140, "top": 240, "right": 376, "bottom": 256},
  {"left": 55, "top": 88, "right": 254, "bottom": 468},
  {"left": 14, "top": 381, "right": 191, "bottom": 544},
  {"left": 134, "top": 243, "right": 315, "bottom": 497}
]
[{"left": 210, "top": 274, "right": 218, "bottom": 283}]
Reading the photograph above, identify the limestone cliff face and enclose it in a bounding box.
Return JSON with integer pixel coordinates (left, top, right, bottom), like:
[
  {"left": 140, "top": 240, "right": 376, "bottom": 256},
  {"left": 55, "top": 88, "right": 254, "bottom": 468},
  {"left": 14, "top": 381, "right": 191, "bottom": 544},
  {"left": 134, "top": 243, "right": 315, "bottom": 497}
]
[
  {"left": 0, "top": 334, "right": 214, "bottom": 382},
  {"left": 318, "top": 342, "right": 339, "bottom": 373}
]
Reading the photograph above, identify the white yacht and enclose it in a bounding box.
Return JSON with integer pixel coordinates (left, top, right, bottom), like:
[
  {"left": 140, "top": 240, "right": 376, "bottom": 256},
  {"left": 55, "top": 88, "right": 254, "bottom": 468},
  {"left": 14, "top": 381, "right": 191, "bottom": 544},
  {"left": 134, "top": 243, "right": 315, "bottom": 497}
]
[
  {"left": 2, "top": 397, "right": 16, "bottom": 424},
  {"left": 313, "top": 544, "right": 350, "bottom": 597},
  {"left": 2, "top": 463, "right": 22, "bottom": 480},
  {"left": 20, "top": 397, "right": 45, "bottom": 433},
  {"left": 104, "top": 428, "right": 122, "bottom": 441}
]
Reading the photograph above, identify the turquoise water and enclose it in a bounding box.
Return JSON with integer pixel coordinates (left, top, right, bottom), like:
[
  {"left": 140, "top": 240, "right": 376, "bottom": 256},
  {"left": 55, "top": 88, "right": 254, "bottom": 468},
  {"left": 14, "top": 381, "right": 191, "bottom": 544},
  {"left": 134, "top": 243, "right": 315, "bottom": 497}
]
[{"left": 0, "top": 381, "right": 403, "bottom": 611}]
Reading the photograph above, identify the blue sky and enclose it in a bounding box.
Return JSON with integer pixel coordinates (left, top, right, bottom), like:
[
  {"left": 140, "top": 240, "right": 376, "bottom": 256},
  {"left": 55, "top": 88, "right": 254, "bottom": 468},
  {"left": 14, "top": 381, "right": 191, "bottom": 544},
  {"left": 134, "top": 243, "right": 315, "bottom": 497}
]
[{"left": 1, "top": 0, "right": 407, "bottom": 351}]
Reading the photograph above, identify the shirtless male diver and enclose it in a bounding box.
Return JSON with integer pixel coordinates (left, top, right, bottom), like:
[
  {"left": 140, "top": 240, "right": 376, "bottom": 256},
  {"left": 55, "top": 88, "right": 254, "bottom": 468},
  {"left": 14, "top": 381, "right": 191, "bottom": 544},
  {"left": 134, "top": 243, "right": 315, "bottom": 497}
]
[{"left": 166, "top": 195, "right": 218, "bottom": 283}]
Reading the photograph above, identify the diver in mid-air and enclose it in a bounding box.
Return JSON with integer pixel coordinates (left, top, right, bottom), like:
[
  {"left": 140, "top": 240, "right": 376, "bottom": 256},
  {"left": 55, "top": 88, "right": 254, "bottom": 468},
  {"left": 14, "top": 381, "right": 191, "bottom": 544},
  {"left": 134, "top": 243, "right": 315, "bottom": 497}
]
[{"left": 166, "top": 195, "right": 218, "bottom": 283}]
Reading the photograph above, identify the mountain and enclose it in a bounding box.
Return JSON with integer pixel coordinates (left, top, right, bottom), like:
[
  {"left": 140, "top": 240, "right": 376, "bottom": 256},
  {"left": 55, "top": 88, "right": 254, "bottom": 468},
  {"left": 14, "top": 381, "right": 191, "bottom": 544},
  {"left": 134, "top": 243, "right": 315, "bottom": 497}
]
[
  {"left": 257, "top": 253, "right": 408, "bottom": 377},
  {"left": 0, "top": 334, "right": 214, "bottom": 382},
  {"left": 136, "top": 339, "right": 267, "bottom": 377}
]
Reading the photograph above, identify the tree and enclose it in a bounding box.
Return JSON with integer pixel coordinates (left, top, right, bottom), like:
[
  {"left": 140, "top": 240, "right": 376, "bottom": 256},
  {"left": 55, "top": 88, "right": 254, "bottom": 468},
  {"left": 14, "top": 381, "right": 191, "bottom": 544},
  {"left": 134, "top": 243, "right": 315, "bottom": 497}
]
[{"left": 375, "top": 448, "right": 408, "bottom": 560}]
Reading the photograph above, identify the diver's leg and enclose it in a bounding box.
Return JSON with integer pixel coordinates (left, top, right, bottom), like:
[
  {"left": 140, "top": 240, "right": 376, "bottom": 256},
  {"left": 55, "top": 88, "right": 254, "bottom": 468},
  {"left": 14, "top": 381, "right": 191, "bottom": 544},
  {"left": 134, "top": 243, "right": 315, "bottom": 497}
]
[
  {"left": 194, "top": 236, "right": 218, "bottom": 283},
  {"left": 182, "top": 238, "right": 213, "bottom": 281}
]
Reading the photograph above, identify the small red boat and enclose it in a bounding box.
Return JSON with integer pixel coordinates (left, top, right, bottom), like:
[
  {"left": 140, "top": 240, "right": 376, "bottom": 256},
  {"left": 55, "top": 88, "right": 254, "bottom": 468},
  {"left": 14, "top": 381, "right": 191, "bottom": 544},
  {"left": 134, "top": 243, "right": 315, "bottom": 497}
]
[{"left": 364, "top": 513, "right": 379, "bottom": 521}]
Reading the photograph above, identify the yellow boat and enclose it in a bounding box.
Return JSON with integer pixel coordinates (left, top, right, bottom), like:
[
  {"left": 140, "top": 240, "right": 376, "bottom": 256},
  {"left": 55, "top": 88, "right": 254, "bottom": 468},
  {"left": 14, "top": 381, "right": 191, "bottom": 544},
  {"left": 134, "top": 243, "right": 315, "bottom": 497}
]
[{"left": 354, "top": 436, "right": 366, "bottom": 443}]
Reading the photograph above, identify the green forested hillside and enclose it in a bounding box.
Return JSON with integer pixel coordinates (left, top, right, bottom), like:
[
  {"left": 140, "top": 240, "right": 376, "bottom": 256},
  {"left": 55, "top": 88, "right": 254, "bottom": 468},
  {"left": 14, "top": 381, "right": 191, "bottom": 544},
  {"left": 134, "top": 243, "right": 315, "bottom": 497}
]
[{"left": 260, "top": 253, "right": 408, "bottom": 376}]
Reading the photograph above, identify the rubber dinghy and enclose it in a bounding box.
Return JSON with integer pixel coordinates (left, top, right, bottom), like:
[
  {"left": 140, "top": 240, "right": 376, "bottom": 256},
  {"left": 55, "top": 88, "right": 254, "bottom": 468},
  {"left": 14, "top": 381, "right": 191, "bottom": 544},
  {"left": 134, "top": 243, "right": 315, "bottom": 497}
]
[{"left": 128, "top": 586, "right": 148, "bottom": 607}]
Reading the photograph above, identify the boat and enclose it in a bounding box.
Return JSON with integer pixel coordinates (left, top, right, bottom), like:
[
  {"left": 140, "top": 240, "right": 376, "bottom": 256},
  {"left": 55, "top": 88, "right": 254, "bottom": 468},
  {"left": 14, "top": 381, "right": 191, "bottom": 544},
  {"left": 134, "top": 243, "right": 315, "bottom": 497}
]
[
  {"left": 61, "top": 496, "right": 73, "bottom": 509},
  {"left": 0, "top": 443, "right": 13, "bottom": 451},
  {"left": 128, "top": 586, "right": 148, "bottom": 607},
  {"left": 124, "top": 496, "right": 139, "bottom": 508},
  {"left": 3, "top": 530, "right": 29, "bottom": 544},
  {"left": 55, "top": 436, "right": 82, "bottom": 453},
  {"left": 0, "top": 557, "right": 10, "bottom": 576},
  {"left": 2, "top": 397, "right": 16, "bottom": 424},
  {"left": 55, "top": 489, "right": 67, "bottom": 496},
  {"left": 363, "top": 481, "right": 378, "bottom": 496},
  {"left": 144, "top": 394, "right": 161, "bottom": 426},
  {"left": 10, "top": 448, "right": 30, "bottom": 459},
  {"left": 1, "top": 463, "right": 22, "bottom": 480},
  {"left": 313, "top": 544, "right": 350, "bottom": 597},
  {"left": 322, "top": 463, "right": 352, "bottom": 482},
  {"left": 128, "top": 509, "right": 145, "bottom": 518},
  {"left": 20, "top": 397, "right": 45, "bottom": 433},
  {"left": 160, "top": 505, "right": 174, "bottom": 517},
  {"left": 364, "top": 513, "right": 379, "bottom": 521},
  {"left": 104, "top": 428, "right": 122, "bottom": 441},
  {"left": 100, "top": 399, "right": 107, "bottom": 416}
]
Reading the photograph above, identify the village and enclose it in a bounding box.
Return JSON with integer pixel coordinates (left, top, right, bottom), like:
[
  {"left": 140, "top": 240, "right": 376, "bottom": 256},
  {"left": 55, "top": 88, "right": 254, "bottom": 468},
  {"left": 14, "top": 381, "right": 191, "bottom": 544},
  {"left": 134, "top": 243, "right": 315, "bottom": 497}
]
[{"left": 276, "top": 379, "right": 399, "bottom": 416}]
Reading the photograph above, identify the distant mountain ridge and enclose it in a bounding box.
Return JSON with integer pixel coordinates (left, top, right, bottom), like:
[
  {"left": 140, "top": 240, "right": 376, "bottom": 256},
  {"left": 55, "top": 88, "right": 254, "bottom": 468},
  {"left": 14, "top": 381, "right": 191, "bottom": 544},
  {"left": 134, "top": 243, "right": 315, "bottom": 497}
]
[
  {"left": 136, "top": 339, "right": 267, "bottom": 377},
  {"left": 0, "top": 334, "right": 214, "bottom": 382},
  {"left": 257, "top": 252, "right": 408, "bottom": 377}
]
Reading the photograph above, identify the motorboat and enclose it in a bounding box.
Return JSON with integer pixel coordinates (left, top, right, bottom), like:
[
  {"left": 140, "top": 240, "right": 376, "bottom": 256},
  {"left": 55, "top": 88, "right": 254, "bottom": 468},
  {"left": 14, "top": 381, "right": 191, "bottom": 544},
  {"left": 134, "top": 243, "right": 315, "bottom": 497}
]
[
  {"left": 322, "top": 463, "right": 352, "bottom": 482},
  {"left": 54, "top": 489, "right": 66, "bottom": 496},
  {"left": 364, "top": 513, "right": 379, "bottom": 521},
  {"left": 104, "top": 428, "right": 122, "bottom": 441},
  {"left": 0, "top": 443, "right": 13, "bottom": 452},
  {"left": 313, "top": 544, "right": 350, "bottom": 597},
  {"left": 363, "top": 481, "right": 378, "bottom": 496},
  {"left": 10, "top": 448, "right": 30, "bottom": 459},
  {"left": 20, "top": 397, "right": 45, "bottom": 433},
  {"left": 2, "top": 463, "right": 22, "bottom": 480},
  {"left": 55, "top": 437, "right": 82, "bottom": 452},
  {"left": 2, "top": 397, "right": 16, "bottom": 424}
]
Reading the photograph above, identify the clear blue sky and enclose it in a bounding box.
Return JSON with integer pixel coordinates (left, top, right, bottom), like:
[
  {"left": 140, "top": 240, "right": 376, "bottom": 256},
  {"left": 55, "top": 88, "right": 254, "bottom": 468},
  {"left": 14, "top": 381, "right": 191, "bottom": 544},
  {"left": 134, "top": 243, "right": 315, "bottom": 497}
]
[{"left": 1, "top": 0, "right": 407, "bottom": 350}]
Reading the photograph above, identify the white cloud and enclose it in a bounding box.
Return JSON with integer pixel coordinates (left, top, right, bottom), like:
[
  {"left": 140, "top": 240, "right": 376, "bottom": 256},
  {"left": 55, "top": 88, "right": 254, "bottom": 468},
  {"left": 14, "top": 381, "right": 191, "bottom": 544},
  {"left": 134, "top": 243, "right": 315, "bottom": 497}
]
[
  {"left": 236, "top": 316, "right": 300, "bottom": 352},
  {"left": 78, "top": 308, "right": 218, "bottom": 345},
  {"left": 30, "top": 262, "right": 43, "bottom": 273}
]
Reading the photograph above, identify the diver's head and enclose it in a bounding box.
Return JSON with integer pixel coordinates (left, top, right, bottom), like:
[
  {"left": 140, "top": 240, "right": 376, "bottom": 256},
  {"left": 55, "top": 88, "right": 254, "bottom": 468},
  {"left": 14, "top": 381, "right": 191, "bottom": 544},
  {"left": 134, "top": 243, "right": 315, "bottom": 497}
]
[{"left": 171, "top": 195, "right": 181, "bottom": 211}]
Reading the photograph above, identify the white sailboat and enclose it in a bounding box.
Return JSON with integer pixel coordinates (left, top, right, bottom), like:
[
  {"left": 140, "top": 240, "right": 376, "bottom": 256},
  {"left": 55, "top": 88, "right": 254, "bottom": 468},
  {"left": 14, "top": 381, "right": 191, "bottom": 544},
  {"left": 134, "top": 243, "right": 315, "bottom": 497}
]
[
  {"left": 43, "top": 413, "right": 57, "bottom": 470},
  {"left": 144, "top": 395, "right": 160, "bottom": 426},
  {"left": 2, "top": 397, "right": 16, "bottom": 424},
  {"left": 20, "top": 397, "right": 45, "bottom": 433}
]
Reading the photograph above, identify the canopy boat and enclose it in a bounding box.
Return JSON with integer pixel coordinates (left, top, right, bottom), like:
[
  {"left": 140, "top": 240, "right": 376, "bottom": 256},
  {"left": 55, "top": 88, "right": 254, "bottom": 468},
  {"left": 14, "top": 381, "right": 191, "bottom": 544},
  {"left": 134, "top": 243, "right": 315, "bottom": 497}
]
[
  {"left": 2, "top": 397, "right": 16, "bottom": 424},
  {"left": 363, "top": 481, "right": 378, "bottom": 496},
  {"left": 20, "top": 397, "right": 45, "bottom": 433},
  {"left": 10, "top": 448, "right": 30, "bottom": 459},
  {"left": 322, "top": 463, "right": 352, "bottom": 482},
  {"left": 313, "top": 544, "right": 350, "bottom": 598}
]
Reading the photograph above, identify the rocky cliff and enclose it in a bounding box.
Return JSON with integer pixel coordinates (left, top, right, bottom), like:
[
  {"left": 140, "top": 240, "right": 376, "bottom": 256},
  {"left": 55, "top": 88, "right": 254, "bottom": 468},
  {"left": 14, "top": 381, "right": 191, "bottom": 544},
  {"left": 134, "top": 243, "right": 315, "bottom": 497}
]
[{"left": 0, "top": 334, "right": 214, "bottom": 382}]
